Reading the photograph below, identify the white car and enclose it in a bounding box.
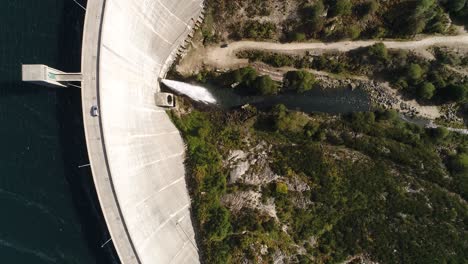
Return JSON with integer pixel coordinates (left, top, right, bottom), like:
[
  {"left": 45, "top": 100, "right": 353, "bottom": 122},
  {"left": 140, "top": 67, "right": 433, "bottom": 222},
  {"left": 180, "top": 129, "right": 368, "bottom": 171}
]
[{"left": 91, "top": 105, "right": 99, "bottom": 117}]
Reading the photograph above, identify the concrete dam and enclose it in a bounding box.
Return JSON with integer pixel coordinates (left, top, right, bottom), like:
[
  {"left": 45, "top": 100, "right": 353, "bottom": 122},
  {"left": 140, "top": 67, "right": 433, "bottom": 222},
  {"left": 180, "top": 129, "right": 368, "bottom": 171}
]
[{"left": 80, "top": 0, "right": 203, "bottom": 263}]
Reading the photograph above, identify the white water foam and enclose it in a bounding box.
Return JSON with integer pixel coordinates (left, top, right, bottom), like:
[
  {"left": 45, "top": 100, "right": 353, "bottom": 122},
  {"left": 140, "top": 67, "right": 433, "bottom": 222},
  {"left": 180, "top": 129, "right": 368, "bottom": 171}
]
[{"left": 161, "top": 79, "right": 217, "bottom": 104}]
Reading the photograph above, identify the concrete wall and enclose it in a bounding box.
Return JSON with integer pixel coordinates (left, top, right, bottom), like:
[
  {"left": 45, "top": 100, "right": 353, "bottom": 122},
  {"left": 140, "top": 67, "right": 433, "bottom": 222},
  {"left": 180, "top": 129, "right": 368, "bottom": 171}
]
[{"left": 81, "top": 0, "right": 203, "bottom": 263}]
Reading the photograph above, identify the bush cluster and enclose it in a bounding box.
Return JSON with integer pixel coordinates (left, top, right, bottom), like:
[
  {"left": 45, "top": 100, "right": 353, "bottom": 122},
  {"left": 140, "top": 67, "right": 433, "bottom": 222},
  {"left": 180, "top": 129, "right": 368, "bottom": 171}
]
[
  {"left": 173, "top": 105, "right": 467, "bottom": 263},
  {"left": 219, "top": 67, "right": 279, "bottom": 95}
]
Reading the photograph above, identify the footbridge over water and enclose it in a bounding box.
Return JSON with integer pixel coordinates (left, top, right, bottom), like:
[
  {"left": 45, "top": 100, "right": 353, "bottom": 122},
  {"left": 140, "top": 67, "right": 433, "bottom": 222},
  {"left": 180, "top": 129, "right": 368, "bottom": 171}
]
[{"left": 24, "top": 0, "right": 205, "bottom": 263}]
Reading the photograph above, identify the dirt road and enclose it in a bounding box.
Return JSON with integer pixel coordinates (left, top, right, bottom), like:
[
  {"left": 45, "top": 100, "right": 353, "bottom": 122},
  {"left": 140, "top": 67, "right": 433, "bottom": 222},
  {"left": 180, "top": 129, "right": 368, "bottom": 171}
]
[
  {"left": 176, "top": 34, "right": 468, "bottom": 122},
  {"left": 179, "top": 34, "right": 468, "bottom": 72}
]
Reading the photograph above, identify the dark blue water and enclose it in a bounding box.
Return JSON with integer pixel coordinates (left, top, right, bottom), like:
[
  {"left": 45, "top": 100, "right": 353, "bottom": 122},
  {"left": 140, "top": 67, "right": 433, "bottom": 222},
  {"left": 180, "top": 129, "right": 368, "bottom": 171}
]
[{"left": 0, "top": 1, "right": 115, "bottom": 263}]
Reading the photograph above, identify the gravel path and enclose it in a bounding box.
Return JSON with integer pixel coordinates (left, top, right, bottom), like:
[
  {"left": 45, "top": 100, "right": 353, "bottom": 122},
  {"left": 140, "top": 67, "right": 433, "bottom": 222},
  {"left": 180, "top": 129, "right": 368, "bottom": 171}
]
[
  {"left": 201, "top": 34, "right": 468, "bottom": 69},
  {"left": 176, "top": 34, "right": 468, "bottom": 123}
]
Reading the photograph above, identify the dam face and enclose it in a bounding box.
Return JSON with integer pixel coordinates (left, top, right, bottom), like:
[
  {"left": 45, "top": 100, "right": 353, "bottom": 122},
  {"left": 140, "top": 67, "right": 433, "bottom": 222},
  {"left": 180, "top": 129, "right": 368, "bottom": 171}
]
[{"left": 81, "top": 0, "right": 204, "bottom": 263}]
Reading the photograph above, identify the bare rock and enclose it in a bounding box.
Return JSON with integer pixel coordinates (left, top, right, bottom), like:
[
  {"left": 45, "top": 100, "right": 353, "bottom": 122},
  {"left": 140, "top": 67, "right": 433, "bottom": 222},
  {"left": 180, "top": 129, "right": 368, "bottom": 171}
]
[
  {"left": 221, "top": 191, "right": 278, "bottom": 219},
  {"left": 225, "top": 142, "right": 280, "bottom": 185}
]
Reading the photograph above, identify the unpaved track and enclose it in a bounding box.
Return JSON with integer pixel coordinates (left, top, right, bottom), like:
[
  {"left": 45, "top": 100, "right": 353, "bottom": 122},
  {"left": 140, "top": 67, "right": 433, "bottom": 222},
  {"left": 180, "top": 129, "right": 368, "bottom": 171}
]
[
  {"left": 176, "top": 34, "right": 468, "bottom": 122},
  {"left": 203, "top": 34, "right": 468, "bottom": 69}
]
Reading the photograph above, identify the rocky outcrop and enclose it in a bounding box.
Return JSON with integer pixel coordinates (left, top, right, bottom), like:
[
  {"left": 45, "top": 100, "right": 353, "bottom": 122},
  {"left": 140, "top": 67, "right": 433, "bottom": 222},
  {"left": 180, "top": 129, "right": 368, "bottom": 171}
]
[
  {"left": 221, "top": 191, "right": 278, "bottom": 219},
  {"left": 224, "top": 141, "right": 280, "bottom": 185}
]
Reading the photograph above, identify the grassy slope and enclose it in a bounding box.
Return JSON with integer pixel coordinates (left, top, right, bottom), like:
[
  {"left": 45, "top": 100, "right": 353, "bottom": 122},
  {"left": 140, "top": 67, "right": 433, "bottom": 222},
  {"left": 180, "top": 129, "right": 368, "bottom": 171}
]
[
  {"left": 171, "top": 105, "right": 467, "bottom": 263},
  {"left": 202, "top": 0, "right": 465, "bottom": 43}
]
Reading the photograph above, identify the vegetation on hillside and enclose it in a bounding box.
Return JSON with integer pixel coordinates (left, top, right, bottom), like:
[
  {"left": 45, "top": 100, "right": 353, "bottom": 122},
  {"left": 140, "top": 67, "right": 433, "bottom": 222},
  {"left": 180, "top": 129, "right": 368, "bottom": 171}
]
[
  {"left": 239, "top": 44, "right": 468, "bottom": 105},
  {"left": 212, "top": 66, "right": 279, "bottom": 95},
  {"left": 172, "top": 103, "right": 468, "bottom": 263},
  {"left": 201, "top": 66, "right": 319, "bottom": 96},
  {"left": 177, "top": 1, "right": 468, "bottom": 263},
  {"left": 284, "top": 70, "right": 317, "bottom": 93},
  {"left": 201, "top": 0, "right": 467, "bottom": 43}
]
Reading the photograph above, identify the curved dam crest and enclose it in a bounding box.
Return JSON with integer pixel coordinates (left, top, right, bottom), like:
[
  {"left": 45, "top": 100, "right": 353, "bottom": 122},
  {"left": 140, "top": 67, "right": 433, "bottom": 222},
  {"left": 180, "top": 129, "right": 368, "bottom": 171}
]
[{"left": 81, "top": 0, "right": 204, "bottom": 263}]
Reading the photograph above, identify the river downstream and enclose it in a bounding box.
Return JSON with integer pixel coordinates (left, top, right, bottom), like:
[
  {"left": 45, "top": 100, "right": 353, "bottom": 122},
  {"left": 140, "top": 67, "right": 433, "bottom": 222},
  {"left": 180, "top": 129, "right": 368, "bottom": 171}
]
[{"left": 163, "top": 80, "right": 371, "bottom": 114}]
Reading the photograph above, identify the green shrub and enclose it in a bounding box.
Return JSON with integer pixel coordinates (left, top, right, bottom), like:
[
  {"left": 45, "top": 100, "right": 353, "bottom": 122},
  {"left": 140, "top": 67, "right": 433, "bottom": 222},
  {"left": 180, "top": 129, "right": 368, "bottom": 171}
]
[
  {"left": 367, "top": 43, "right": 388, "bottom": 61},
  {"left": 429, "top": 126, "right": 449, "bottom": 140},
  {"left": 300, "top": 1, "right": 325, "bottom": 19},
  {"left": 300, "top": 1, "right": 326, "bottom": 35},
  {"left": 331, "top": 0, "right": 353, "bottom": 17},
  {"left": 253, "top": 75, "right": 278, "bottom": 95},
  {"left": 304, "top": 121, "right": 321, "bottom": 138},
  {"left": 445, "top": 84, "right": 467, "bottom": 102},
  {"left": 349, "top": 112, "right": 376, "bottom": 132},
  {"left": 276, "top": 182, "right": 289, "bottom": 194},
  {"left": 206, "top": 205, "right": 231, "bottom": 241},
  {"left": 292, "top": 32, "right": 306, "bottom": 42},
  {"left": 243, "top": 20, "right": 276, "bottom": 39},
  {"left": 272, "top": 105, "right": 310, "bottom": 133},
  {"left": 228, "top": 66, "right": 258, "bottom": 86},
  {"left": 223, "top": 66, "right": 281, "bottom": 97},
  {"left": 377, "top": 109, "right": 399, "bottom": 121},
  {"left": 173, "top": 105, "right": 468, "bottom": 263},
  {"left": 266, "top": 54, "right": 295, "bottom": 67},
  {"left": 363, "top": 0, "right": 379, "bottom": 15},
  {"left": 408, "top": 63, "right": 424, "bottom": 81},
  {"left": 284, "top": 70, "right": 316, "bottom": 93},
  {"left": 348, "top": 25, "right": 361, "bottom": 39},
  {"left": 418, "top": 82, "right": 436, "bottom": 99},
  {"left": 442, "top": 0, "right": 467, "bottom": 12},
  {"left": 451, "top": 153, "right": 468, "bottom": 172},
  {"left": 368, "top": 26, "right": 386, "bottom": 38}
]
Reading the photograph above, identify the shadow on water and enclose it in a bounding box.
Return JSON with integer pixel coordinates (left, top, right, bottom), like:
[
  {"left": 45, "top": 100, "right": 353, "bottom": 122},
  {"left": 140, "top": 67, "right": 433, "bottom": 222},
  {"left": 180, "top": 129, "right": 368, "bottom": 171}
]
[{"left": 54, "top": 1, "right": 118, "bottom": 263}]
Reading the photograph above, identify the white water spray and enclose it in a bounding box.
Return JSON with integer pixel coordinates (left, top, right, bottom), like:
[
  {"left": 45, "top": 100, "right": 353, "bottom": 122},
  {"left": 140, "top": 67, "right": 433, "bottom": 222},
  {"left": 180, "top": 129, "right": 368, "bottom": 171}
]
[{"left": 161, "top": 79, "right": 217, "bottom": 104}]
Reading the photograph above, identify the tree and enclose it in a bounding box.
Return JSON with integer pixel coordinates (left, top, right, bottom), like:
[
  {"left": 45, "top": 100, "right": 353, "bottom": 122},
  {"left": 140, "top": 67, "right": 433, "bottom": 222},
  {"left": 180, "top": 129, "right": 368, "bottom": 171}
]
[
  {"left": 276, "top": 182, "right": 289, "bottom": 194},
  {"left": 430, "top": 126, "right": 449, "bottom": 140},
  {"left": 348, "top": 25, "right": 361, "bottom": 39},
  {"left": 446, "top": 84, "right": 467, "bottom": 102},
  {"left": 369, "top": 26, "right": 386, "bottom": 39},
  {"left": 426, "top": 9, "right": 450, "bottom": 33},
  {"left": 451, "top": 153, "right": 468, "bottom": 172},
  {"left": 304, "top": 17, "right": 325, "bottom": 35},
  {"left": 301, "top": 1, "right": 325, "bottom": 35},
  {"left": 442, "top": 0, "right": 467, "bottom": 12},
  {"left": 272, "top": 104, "right": 287, "bottom": 118},
  {"left": 243, "top": 21, "right": 277, "bottom": 39},
  {"left": 350, "top": 112, "right": 375, "bottom": 132},
  {"left": 292, "top": 32, "right": 306, "bottom": 42},
  {"left": 304, "top": 121, "right": 320, "bottom": 137},
  {"left": 253, "top": 75, "right": 278, "bottom": 95},
  {"left": 275, "top": 112, "right": 309, "bottom": 133},
  {"left": 408, "top": 17, "right": 428, "bottom": 35},
  {"left": 415, "top": 0, "right": 436, "bottom": 16},
  {"left": 378, "top": 109, "right": 399, "bottom": 121},
  {"left": 300, "top": 1, "right": 324, "bottom": 19},
  {"left": 313, "top": 55, "right": 328, "bottom": 70},
  {"left": 367, "top": 43, "right": 388, "bottom": 61},
  {"left": 284, "top": 70, "right": 316, "bottom": 93},
  {"left": 230, "top": 66, "right": 257, "bottom": 85},
  {"left": 206, "top": 206, "right": 231, "bottom": 241},
  {"left": 408, "top": 63, "right": 424, "bottom": 81},
  {"left": 418, "top": 82, "right": 436, "bottom": 99},
  {"left": 331, "top": 0, "right": 353, "bottom": 17},
  {"left": 363, "top": 0, "right": 379, "bottom": 16},
  {"left": 272, "top": 106, "right": 309, "bottom": 133}
]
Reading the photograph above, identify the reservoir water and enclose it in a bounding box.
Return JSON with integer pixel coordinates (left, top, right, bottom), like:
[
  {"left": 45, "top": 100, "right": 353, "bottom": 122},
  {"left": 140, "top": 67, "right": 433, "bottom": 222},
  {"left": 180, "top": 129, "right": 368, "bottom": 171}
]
[{"left": 0, "top": 1, "right": 114, "bottom": 263}]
